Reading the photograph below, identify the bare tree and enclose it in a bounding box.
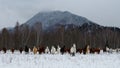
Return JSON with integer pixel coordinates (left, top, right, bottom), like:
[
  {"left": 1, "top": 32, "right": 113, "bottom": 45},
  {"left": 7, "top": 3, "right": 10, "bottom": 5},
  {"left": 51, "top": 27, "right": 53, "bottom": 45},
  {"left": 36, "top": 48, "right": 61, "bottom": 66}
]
[
  {"left": 20, "top": 24, "right": 31, "bottom": 47},
  {"left": 33, "top": 22, "right": 43, "bottom": 46},
  {"left": 1, "top": 28, "right": 10, "bottom": 49},
  {"left": 14, "top": 22, "right": 21, "bottom": 49}
]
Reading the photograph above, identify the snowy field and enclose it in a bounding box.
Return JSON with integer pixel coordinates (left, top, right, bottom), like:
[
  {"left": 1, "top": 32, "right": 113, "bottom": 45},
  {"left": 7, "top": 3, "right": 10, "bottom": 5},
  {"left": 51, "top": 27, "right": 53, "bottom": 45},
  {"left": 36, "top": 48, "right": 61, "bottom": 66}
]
[{"left": 0, "top": 51, "right": 120, "bottom": 68}]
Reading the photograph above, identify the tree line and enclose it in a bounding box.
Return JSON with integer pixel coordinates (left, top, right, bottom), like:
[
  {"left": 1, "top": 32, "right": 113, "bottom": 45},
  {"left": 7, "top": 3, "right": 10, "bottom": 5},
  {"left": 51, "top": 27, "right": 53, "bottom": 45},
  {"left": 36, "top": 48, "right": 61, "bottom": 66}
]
[{"left": 0, "top": 22, "right": 120, "bottom": 50}]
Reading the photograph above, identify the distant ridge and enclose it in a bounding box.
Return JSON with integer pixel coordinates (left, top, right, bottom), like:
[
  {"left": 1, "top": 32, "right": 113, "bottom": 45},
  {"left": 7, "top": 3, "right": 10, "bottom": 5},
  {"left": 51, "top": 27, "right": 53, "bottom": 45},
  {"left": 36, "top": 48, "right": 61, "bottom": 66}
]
[{"left": 25, "top": 11, "right": 99, "bottom": 30}]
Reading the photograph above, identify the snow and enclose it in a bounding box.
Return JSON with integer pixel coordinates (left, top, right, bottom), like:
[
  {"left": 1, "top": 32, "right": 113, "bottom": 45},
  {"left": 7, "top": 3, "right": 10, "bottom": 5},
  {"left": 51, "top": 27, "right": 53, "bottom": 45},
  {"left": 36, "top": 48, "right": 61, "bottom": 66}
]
[
  {"left": 26, "top": 11, "right": 91, "bottom": 30},
  {"left": 0, "top": 51, "right": 120, "bottom": 68}
]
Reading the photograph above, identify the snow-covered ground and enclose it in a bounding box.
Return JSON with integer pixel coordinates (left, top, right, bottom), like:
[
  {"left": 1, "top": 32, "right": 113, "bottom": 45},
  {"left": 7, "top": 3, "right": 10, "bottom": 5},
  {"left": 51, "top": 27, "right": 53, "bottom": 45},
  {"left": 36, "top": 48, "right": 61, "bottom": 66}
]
[{"left": 0, "top": 51, "right": 120, "bottom": 68}]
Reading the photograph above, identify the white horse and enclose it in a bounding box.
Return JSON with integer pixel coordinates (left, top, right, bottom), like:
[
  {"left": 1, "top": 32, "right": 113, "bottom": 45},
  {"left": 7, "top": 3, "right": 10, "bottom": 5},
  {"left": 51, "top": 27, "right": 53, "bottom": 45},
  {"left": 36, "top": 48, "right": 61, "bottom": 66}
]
[
  {"left": 106, "top": 46, "right": 116, "bottom": 53},
  {"left": 116, "top": 48, "right": 120, "bottom": 52},
  {"left": 106, "top": 46, "right": 109, "bottom": 52},
  {"left": 70, "top": 44, "right": 76, "bottom": 56},
  {"left": 45, "top": 46, "right": 50, "bottom": 54},
  {"left": 51, "top": 46, "right": 56, "bottom": 54},
  {"left": 56, "top": 45, "right": 61, "bottom": 54},
  {"left": 86, "top": 45, "right": 90, "bottom": 54}
]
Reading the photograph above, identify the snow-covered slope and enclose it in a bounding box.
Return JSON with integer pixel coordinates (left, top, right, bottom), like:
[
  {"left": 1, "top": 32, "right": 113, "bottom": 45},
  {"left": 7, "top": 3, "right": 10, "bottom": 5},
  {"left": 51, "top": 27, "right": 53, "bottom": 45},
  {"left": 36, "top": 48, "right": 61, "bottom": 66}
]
[
  {"left": 25, "top": 11, "right": 95, "bottom": 30},
  {"left": 0, "top": 51, "right": 120, "bottom": 68}
]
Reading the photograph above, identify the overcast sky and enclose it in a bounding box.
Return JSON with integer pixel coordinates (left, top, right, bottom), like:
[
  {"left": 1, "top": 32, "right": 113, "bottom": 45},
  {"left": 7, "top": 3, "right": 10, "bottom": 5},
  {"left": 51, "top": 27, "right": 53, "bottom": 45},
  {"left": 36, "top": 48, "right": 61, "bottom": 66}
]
[{"left": 0, "top": 0, "right": 120, "bottom": 29}]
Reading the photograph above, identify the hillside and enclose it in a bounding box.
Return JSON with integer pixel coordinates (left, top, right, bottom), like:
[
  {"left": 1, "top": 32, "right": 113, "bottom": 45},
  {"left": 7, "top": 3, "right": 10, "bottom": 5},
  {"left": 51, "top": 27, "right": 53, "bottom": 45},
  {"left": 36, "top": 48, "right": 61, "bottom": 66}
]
[{"left": 25, "top": 11, "right": 99, "bottom": 30}]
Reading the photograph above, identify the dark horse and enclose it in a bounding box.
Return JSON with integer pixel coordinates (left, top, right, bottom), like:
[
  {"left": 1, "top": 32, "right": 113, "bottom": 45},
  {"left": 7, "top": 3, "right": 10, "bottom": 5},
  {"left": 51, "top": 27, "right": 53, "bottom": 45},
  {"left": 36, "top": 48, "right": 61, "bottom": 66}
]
[
  {"left": 60, "top": 46, "right": 65, "bottom": 55},
  {"left": 19, "top": 47, "right": 23, "bottom": 54},
  {"left": 103, "top": 41, "right": 109, "bottom": 52},
  {"left": 77, "top": 48, "right": 83, "bottom": 54},
  {"left": 11, "top": 48, "right": 15, "bottom": 54},
  {"left": 24, "top": 46, "right": 29, "bottom": 54},
  {"left": 90, "top": 48, "right": 100, "bottom": 54},
  {"left": 38, "top": 46, "right": 45, "bottom": 54},
  {"left": 65, "top": 48, "right": 70, "bottom": 53},
  {"left": 3, "top": 47, "right": 6, "bottom": 53},
  {"left": 83, "top": 45, "right": 88, "bottom": 54}
]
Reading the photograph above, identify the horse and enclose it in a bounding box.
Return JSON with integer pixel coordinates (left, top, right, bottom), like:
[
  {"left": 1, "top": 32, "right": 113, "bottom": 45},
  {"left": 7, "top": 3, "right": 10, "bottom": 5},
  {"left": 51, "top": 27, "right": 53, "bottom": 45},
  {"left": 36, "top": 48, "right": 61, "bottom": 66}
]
[
  {"left": 3, "top": 47, "right": 7, "bottom": 53},
  {"left": 70, "top": 44, "right": 76, "bottom": 56},
  {"left": 77, "top": 48, "right": 83, "bottom": 54},
  {"left": 90, "top": 48, "right": 95, "bottom": 54},
  {"left": 116, "top": 48, "right": 120, "bottom": 52},
  {"left": 94, "top": 48, "right": 100, "bottom": 54},
  {"left": 103, "top": 46, "right": 110, "bottom": 53},
  {"left": 90, "top": 48, "right": 100, "bottom": 54},
  {"left": 24, "top": 46, "right": 29, "bottom": 54},
  {"left": 33, "top": 46, "right": 38, "bottom": 54},
  {"left": 51, "top": 46, "right": 56, "bottom": 54},
  {"left": 65, "top": 48, "right": 70, "bottom": 54},
  {"left": 60, "top": 46, "right": 66, "bottom": 55},
  {"left": 45, "top": 46, "right": 50, "bottom": 54},
  {"left": 83, "top": 45, "right": 90, "bottom": 54},
  {"left": 0, "top": 48, "right": 2, "bottom": 51},
  {"left": 38, "top": 46, "right": 45, "bottom": 54},
  {"left": 56, "top": 45, "right": 61, "bottom": 54},
  {"left": 19, "top": 47, "right": 23, "bottom": 54},
  {"left": 11, "top": 48, "right": 15, "bottom": 54}
]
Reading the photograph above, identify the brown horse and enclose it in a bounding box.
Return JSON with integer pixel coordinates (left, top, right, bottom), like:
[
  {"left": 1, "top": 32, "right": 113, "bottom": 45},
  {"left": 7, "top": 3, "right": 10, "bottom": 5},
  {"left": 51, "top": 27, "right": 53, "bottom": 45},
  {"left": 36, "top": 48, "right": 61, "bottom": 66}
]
[
  {"left": 11, "top": 48, "right": 15, "bottom": 54},
  {"left": 0, "top": 48, "right": 2, "bottom": 51},
  {"left": 3, "top": 47, "right": 6, "bottom": 53},
  {"left": 90, "top": 48, "right": 100, "bottom": 54},
  {"left": 19, "top": 47, "right": 23, "bottom": 54},
  {"left": 77, "top": 48, "right": 83, "bottom": 54},
  {"left": 90, "top": 48, "right": 95, "bottom": 54},
  {"left": 64, "top": 48, "right": 70, "bottom": 53},
  {"left": 94, "top": 48, "right": 100, "bottom": 54},
  {"left": 38, "top": 46, "right": 45, "bottom": 54},
  {"left": 83, "top": 45, "right": 90, "bottom": 54}
]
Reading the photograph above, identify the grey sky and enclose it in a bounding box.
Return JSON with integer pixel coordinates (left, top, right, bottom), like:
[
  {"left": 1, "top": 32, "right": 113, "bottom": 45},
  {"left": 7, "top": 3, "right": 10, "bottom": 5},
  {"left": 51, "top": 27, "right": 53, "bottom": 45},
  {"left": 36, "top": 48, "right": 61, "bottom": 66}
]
[{"left": 0, "top": 0, "right": 120, "bottom": 29}]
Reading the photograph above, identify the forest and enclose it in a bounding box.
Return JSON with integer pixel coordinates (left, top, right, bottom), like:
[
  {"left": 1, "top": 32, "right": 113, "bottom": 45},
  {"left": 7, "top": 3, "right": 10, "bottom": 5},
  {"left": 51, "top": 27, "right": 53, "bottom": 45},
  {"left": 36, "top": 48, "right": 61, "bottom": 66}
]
[{"left": 0, "top": 22, "right": 120, "bottom": 50}]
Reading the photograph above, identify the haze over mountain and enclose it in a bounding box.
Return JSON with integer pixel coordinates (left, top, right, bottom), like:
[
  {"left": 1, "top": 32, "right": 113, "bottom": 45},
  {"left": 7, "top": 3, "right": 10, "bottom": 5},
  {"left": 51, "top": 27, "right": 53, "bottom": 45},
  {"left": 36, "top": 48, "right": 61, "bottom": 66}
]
[{"left": 25, "top": 11, "right": 99, "bottom": 30}]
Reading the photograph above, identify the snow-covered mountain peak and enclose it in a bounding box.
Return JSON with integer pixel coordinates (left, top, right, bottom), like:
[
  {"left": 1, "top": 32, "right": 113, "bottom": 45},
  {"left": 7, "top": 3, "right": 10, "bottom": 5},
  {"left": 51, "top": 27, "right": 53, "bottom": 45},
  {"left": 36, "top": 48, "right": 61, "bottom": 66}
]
[{"left": 25, "top": 11, "right": 95, "bottom": 30}]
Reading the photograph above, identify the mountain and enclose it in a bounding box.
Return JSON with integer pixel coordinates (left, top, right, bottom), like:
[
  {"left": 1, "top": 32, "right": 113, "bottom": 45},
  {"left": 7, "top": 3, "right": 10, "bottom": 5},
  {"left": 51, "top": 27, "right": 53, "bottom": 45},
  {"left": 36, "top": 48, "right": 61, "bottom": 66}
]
[
  {"left": 1, "top": 11, "right": 120, "bottom": 49},
  {"left": 25, "top": 11, "right": 99, "bottom": 30}
]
